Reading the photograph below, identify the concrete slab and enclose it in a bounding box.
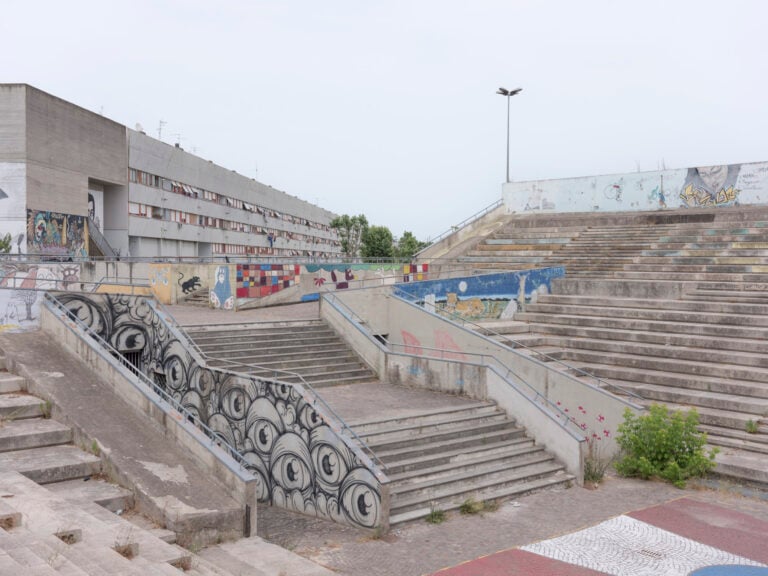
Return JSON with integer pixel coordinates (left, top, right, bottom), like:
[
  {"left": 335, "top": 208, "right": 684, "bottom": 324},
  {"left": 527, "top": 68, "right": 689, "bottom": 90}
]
[
  {"left": 0, "top": 445, "right": 101, "bottom": 484},
  {"left": 0, "top": 330, "right": 244, "bottom": 546},
  {"left": 0, "top": 417, "right": 72, "bottom": 452},
  {"left": 47, "top": 477, "right": 134, "bottom": 513}
]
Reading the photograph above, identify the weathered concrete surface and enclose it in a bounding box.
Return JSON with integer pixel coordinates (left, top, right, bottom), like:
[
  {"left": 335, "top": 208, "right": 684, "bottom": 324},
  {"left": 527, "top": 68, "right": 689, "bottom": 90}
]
[{"left": 0, "top": 330, "right": 243, "bottom": 546}]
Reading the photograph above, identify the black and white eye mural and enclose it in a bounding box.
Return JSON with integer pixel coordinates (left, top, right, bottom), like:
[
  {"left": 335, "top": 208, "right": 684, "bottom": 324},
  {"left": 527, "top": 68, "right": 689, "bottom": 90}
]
[{"left": 59, "top": 294, "right": 383, "bottom": 530}]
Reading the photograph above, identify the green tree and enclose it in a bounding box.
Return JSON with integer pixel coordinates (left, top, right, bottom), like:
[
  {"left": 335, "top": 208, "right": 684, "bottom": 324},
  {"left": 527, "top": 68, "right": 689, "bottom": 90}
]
[
  {"left": 395, "top": 231, "right": 430, "bottom": 260},
  {"left": 361, "top": 225, "right": 394, "bottom": 258},
  {"left": 0, "top": 233, "right": 11, "bottom": 254},
  {"left": 330, "top": 214, "right": 368, "bottom": 257}
]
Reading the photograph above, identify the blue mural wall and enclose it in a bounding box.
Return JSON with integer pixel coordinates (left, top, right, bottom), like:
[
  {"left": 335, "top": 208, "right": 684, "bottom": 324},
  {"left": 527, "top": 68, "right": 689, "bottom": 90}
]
[{"left": 394, "top": 268, "right": 565, "bottom": 320}]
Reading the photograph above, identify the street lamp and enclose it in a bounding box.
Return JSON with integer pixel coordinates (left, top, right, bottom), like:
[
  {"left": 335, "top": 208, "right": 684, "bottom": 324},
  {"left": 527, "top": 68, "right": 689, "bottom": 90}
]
[{"left": 497, "top": 87, "right": 522, "bottom": 183}]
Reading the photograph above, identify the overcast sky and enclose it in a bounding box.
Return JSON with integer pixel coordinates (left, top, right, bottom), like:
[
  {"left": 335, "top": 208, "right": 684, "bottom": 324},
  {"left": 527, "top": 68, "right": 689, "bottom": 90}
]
[{"left": 3, "top": 1, "right": 767, "bottom": 240}]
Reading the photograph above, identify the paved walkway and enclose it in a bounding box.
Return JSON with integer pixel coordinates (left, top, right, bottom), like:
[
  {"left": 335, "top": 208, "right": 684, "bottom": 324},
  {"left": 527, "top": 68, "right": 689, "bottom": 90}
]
[{"left": 163, "top": 302, "right": 768, "bottom": 576}]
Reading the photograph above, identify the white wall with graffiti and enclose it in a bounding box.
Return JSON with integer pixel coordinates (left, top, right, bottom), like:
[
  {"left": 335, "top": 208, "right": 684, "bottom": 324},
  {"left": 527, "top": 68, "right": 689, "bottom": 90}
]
[
  {"left": 503, "top": 161, "right": 768, "bottom": 214},
  {"left": 0, "top": 163, "right": 27, "bottom": 254},
  {"left": 0, "top": 263, "right": 80, "bottom": 331}
]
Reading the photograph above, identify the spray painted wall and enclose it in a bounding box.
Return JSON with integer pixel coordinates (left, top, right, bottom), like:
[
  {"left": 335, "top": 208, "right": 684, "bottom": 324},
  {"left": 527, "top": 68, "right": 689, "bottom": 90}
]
[
  {"left": 0, "top": 163, "right": 27, "bottom": 254},
  {"left": 395, "top": 268, "right": 565, "bottom": 321},
  {"left": 0, "top": 263, "right": 80, "bottom": 330},
  {"left": 57, "top": 293, "right": 383, "bottom": 529},
  {"left": 503, "top": 161, "right": 768, "bottom": 214},
  {"left": 27, "top": 209, "right": 88, "bottom": 257}
]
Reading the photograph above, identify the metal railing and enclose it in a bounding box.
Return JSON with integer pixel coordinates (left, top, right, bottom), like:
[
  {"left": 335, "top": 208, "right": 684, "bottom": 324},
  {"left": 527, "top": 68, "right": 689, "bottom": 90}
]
[
  {"left": 416, "top": 199, "right": 504, "bottom": 257},
  {"left": 390, "top": 286, "right": 644, "bottom": 401},
  {"left": 43, "top": 292, "right": 254, "bottom": 473},
  {"left": 147, "top": 299, "right": 385, "bottom": 473},
  {"left": 321, "top": 291, "right": 585, "bottom": 438},
  {"left": 87, "top": 217, "right": 117, "bottom": 258}
]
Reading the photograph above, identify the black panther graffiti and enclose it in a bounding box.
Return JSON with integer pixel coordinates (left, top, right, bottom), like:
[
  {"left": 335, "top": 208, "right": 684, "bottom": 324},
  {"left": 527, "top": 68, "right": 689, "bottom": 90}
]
[{"left": 178, "top": 273, "right": 202, "bottom": 294}]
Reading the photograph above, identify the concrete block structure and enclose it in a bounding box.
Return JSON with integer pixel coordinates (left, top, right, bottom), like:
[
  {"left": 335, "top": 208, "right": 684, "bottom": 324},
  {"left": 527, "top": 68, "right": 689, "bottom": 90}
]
[{"left": 0, "top": 84, "right": 341, "bottom": 259}]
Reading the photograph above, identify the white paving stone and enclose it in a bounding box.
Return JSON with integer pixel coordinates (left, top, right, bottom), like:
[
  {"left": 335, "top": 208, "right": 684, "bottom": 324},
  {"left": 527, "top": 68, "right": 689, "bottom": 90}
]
[{"left": 521, "top": 515, "right": 767, "bottom": 576}]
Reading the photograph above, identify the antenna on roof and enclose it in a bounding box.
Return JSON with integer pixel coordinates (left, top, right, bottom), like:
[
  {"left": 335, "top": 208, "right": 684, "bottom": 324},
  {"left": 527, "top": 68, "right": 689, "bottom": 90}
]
[{"left": 158, "top": 120, "right": 167, "bottom": 141}]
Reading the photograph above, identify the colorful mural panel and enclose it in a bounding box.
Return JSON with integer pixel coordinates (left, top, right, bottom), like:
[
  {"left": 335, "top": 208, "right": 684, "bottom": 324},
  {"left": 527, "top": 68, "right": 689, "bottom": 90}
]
[
  {"left": 395, "top": 268, "right": 564, "bottom": 321},
  {"left": 236, "top": 264, "right": 300, "bottom": 299},
  {"left": 403, "top": 263, "right": 429, "bottom": 283},
  {"left": 211, "top": 265, "right": 234, "bottom": 309},
  {"left": 27, "top": 209, "right": 88, "bottom": 257}
]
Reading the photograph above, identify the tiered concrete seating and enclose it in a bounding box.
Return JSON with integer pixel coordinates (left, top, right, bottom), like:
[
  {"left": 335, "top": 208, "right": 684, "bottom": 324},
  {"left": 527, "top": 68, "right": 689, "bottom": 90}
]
[
  {"left": 463, "top": 208, "right": 768, "bottom": 488},
  {"left": 187, "top": 320, "right": 378, "bottom": 387}
]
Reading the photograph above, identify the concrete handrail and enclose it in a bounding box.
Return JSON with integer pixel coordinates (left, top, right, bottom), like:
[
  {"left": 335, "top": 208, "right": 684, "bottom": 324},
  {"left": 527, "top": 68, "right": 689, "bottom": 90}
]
[
  {"left": 148, "top": 299, "right": 387, "bottom": 474},
  {"left": 390, "top": 285, "right": 646, "bottom": 402},
  {"left": 416, "top": 198, "right": 503, "bottom": 255},
  {"left": 43, "top": 292, "right": 255, "bottom": 475},
  {"left": 321, "top": 291, "right": 587, "bottom": 439}
]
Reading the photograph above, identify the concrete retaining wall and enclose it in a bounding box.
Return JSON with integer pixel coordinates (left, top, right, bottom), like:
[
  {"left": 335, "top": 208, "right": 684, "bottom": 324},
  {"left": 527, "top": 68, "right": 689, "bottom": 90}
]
[{"left": 43, "top": 292, "right": 387, "bottom": 531}]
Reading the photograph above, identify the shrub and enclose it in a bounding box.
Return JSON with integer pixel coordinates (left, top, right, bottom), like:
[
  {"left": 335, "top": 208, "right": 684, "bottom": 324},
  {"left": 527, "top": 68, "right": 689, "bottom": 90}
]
[{"left": 614, "top": 405, "right": 718, "bottom": 488}]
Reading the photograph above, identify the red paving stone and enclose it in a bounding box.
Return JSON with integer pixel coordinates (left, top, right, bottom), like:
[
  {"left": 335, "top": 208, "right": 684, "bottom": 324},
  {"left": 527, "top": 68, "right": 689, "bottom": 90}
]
[
  {"left": 628, "top": 498, "right": 768, "bottom": 565},
  {"left": 430, "top": 549, "right": 608, "bottom": 576}
]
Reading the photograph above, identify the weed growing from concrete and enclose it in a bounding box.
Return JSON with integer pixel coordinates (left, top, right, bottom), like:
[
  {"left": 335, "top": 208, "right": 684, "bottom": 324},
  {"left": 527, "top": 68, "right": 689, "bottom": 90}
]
[
  {"left": 425, "top": 502, "right": 446, "bottom": 524},
  {"left": 746, "top": 420, "right": 759, "bottom": 434}
]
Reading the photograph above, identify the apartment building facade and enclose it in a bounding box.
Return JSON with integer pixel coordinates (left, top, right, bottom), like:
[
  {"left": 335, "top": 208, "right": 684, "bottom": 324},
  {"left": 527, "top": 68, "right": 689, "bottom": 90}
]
[{"left": 0, "top": 84, "right": 341, "bottom": 259}]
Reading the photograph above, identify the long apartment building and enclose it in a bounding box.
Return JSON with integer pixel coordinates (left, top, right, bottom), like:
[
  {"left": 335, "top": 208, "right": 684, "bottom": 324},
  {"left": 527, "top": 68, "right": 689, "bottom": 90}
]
[{"left": 0, "top": 84, "right": 341, "bottom": 259}]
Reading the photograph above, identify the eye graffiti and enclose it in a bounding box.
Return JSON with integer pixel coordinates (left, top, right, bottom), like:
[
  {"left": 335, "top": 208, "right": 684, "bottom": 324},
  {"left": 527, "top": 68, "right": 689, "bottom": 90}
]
[{"left": 61, "top": 293, "right": 383, "bottom": 530}]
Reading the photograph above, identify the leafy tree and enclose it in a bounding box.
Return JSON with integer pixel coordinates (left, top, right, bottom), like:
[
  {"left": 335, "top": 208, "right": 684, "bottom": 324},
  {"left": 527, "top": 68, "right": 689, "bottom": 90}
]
[
  {"left": 395, "top": 231, "right": 430, "bottom": 260},
  {"left": 0, "top": 233, "right": 12, "bottom": 254},
  {"left": 361, "top": 225, "right": 394, "bottom": 258},
  {"left": 330, "top": 214, "right": 368, "bottom": 258}
]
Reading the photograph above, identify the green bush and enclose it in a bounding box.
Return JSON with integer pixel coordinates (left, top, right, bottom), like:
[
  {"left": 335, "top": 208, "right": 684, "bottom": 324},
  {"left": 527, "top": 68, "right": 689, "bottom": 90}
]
[{"left": 614, "top": 405, "right": 718, "bottom": 488}]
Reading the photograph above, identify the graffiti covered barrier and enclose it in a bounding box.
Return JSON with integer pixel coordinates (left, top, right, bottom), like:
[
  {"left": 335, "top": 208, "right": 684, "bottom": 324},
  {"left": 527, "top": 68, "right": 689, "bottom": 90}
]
[
  {"left": 56, "top": 293, "right": 384, "bottom": 530},
  {"left": 503, "top": 161, "right": 768, "bottom": 214}
]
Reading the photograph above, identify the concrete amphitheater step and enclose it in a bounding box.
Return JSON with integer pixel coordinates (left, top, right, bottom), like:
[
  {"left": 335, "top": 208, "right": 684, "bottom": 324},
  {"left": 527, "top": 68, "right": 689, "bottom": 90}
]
[{"left": 0, "top": 393, "right": 48, "bottom": 420}]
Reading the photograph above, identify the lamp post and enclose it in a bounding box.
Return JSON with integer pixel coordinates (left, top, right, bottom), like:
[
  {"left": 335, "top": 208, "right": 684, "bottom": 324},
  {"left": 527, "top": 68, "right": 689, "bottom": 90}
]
[{"left": 496, "top": 87, "right": 522, "bottom": 183}]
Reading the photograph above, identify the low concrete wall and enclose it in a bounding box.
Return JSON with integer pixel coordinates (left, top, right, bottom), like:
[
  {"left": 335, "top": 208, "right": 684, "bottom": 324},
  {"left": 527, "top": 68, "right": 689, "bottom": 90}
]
[
  {"left": 503, "top": 160, "right": 768, "bottom": 214},
  {"left": 324, "top": 288, "right": 642, "bottom": 475},
  {"left": 321, "top": 292, "right": 593, "bottom": 482},
  {"left": 40, "top": 303, "right": 258, "bottom": 533}
]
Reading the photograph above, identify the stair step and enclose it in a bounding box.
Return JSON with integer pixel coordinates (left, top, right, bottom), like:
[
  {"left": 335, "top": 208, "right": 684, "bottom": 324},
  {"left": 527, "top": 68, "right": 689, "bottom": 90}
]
[
  {"left": 0, "top": 418, "right": 72, "bottom": 452},
  {"left": 375, "top": 427, "right": 528, "bottom": 462},
  {"left": 0, "top": 394, "right": 47, "bottom": 420},
  {"left": 0, "top": 445, "right": 102, "bottom": 484},
  {"left": 47, "top": 478, "right": 135, "bottom": 514},
  {"left": 388, "top": 446, "right": 550, "bottom": 486},
  {"left": 348, "top": 402, "right": 497, "bottom": 432},
  {"left": 358, "top": 411, "right": 508, "bottom": 443},
  {"left": 367, "top": 420, "right": 523, "bottom": 452},
  {"left": 0, "top": 373, "right": 25, "bottom": 393},
  {"left": 389, "top": 464, "right": 571, "bottom": 518}
]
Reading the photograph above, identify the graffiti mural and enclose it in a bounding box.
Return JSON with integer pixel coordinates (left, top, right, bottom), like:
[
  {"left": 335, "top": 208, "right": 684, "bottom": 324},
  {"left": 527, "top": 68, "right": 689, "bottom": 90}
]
[
  {"left": 57, "top": 293, "right": 382, "bottom": 529},
  {"left": 27, "top": 210, "right": 88, "bottom": 257},
  {"left": 395, "top": 268, "right": 565, "bottom": 321},
  {"left": 0, "top": 264, "right": 80, "bottom": 330},
  {"left": 211, "top": 265, "right": 234, "bottom": 309},
  {"left": 403, "top": 263, "right": 428, "bottom": 283},
  {"left": 504, "top": 160, "right": 768, "bottom": 214},
  {"left": 236, "top": 264, "right": 300, "bottom": 299},
  {"left": 87, "top": 190, "right": 104, "bottom": 230},
  {"left": 679, "top": 165, "right": 740, "bottom": 207}
]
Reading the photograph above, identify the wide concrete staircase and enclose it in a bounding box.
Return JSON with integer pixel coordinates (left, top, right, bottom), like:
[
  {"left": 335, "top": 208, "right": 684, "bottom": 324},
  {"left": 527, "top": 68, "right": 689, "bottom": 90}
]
[
  {"left": 347, "top": 400, "right": 574, "bottom": 525},
  {"left": 186, "top": 320, "right": 378, "bottom": 387},
  {"left": 463, "top": 209, "right": 768, "bottom": 488},
  {"left": 0, "top": 352, "right": 334, "bottom": 575}
]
